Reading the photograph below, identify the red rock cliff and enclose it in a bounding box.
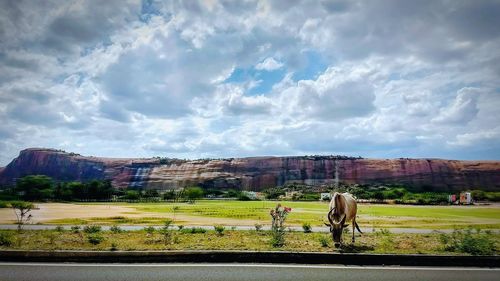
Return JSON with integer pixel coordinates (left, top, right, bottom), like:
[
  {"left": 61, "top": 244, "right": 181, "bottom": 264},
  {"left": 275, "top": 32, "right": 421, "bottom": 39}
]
[{"left": 1, "top": 148, "right": 499, "bottom": 192}]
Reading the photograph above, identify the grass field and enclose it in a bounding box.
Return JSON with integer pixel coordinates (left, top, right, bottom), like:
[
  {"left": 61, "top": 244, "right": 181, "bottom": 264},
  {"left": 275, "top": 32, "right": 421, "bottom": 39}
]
[
  {"left": 54, "top": 200, "right": 500, "bottom": 229},
  {"left": 1, "top": 228, "right": 497, "bottom": 255}
]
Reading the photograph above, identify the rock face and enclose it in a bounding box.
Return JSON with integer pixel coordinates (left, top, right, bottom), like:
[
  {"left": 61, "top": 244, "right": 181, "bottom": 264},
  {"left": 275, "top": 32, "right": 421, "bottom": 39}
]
[{"left": 1, "top": 148, "right": 499, "bottom": 192}]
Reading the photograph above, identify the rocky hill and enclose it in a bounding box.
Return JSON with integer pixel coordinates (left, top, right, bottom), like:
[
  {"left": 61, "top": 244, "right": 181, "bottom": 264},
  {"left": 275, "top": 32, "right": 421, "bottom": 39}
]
[{"left": 1, "top": 148, "right": 499, "bottom": 192}]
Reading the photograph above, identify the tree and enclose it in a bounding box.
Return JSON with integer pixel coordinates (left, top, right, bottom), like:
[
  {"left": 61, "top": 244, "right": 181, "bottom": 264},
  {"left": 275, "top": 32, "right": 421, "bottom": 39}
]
[
  {"left": 16, "top": 175, "right": 53, "bottom": 201},
  {"left": 10, "top": 201, "right": 35, "bottom": 231},
  {"left": 183, "top": 187, "right": 204, "bottom": 203}
]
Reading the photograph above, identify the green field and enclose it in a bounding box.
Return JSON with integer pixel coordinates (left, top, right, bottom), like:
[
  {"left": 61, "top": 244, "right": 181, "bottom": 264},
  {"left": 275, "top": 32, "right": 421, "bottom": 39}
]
[{"left": 71, "top": 200, "right": 500, "bottom": 229}]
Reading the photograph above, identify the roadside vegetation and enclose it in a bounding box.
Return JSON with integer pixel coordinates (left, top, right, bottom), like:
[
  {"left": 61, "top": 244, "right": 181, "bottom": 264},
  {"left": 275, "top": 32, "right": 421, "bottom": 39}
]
[{"left": 0, "top": 228, "right": 497, "bottom": 255}]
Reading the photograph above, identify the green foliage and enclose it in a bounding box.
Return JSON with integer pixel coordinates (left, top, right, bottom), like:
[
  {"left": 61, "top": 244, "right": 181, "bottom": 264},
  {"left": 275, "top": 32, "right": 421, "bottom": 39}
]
[
  {"left": 183, "top": 187, "right": 204, "bottom": 202},
  {"left": 55, "top": 226, "right": 65, "bottom": 232},
  {"left": 254, "top": 224, "right": 263, "bottom": 231},
  {"left": 439, "top": 228, "right": 496, "bottom": 255},
  {"left": 319, "top": 235, "right": 330, "bottom": 247},
  {"left": 122, "top": 190, "right": 141, "bottom": 200},
  {"left": 302, "top": 222, "right": 312, "bottom": 233},
  {"left": 110, "top": 242, "right": 118, "bottom": 251},
  {"left": 270, "top": 230, "right": 285, "bottom": 247},
  {"left": 143, "top": 226, "right": 156, "bottom": 234},
  {"left": 177, "top": 225, "right": 184, "bottom": 231},
  {"left": 16, "top": 175, "right": 53, "bottom": 201},
  {"left": 143, "top": 189, "right": 159, "bottom": 198},
  {"left": 110, "top": 225, "right": 123, "bottom": 233},
  {"left": 180, "top": 227, "right": 207, "bottom": 234},
  {"left": 87, "top": 233, "right": 104, "bottom": 245},
  {"left": 83, "top": 225, "right": 102, "bottom": 233},
  {"left": 70, "top": 226, "right": 81, "bottom": 233},
  {"left": 223, "top": 189, "right": 241, "bottom": 198},
  {"left": 0, "top": 231, "right": 14, "bottom": 246},
  {"left": 214, "top": 225, "right": 225, "bottom": 236},
  {"left": 263, "top": 187, "right": 285, "bottom": 200},
  {"left": 10, "top": 201, "right": 35, "bottom": 231},
  {"left": 269, "top": 204, "right": 291, "bottom": 247},
  {"left": 161, "top": 219, "right": 174, "bottom": 244}
]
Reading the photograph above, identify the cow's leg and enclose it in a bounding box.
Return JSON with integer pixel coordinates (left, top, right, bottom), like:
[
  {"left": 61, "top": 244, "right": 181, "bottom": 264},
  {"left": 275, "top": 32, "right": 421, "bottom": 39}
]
[{"left": 351, "top": 219, "right": 355, "bottom": 243}]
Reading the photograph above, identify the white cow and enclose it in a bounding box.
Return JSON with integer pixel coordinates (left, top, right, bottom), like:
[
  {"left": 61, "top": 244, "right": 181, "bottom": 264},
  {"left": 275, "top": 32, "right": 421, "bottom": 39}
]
[{"left": 324, "top": 192, "right": 362, "bottom": 248}]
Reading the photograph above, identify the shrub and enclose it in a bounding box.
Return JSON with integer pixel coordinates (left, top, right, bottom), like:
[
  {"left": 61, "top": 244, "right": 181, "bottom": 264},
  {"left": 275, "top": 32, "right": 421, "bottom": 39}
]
[
  {"left": 110, "top": 225, "right": 122, "bottom": 233},
  {"left": 70, "top": 226, "right": 81, "bottom": 233},
  {"left": 440, "top": 228, "right": 496, "bottom": 255},
  {"left": 254, "top": 224, "right": 263, "bottom": 232},
  {"left": 319, "top": 236, "right": 329, "bottom": 248},
  {"left": 0, "top": 231, "right": 14, "bottom": 246},
  {"left": 143, "top": 226, "right": 155, "bottom": 234},
  {"left": 87, "top": 234, "right": 104, "bottom": 245},
  {"left": 180, "top": 227, "right": 207, "bottom": 234},
  {"left": 55, "top": 226, "right": 65, "bottom": 232},
  {"left": 110, "top": 242, "right": 118, "bottom": 251},
  {"left": 269, "top": 204, "right": 291, "bottom": 248},
  {"left": 83, "top": 225, "right": 102, "bottom": 233},
  {"left": 177, "top": 225, "right": 184, "bottom": 231},
  {"left": 214, "top": 225, "right": 225, "bottom": 236},
  {"left": 302, "top": 222, "right": 312, "bottom": 233}
]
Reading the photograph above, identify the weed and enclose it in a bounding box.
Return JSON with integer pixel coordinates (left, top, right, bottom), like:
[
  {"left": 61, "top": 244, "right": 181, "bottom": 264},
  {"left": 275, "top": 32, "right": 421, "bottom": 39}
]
[
  {"left": 319, "top": 235, "right": 329, "bottom": 248},
  {"left": 440, "top": 228, "right": 496, "bottom": 255},
  {"left": 87, "top": 234, "right": 104, "bottom": 245},
  {"left": 110, "top": 242, "right": 118, "bottom": 251},
  {"left": 302, "top": 222, "right": 312, "bottom": 233},
  {"left": 110, "top": 225, "right": 123, "bottom": 233},
  {"left": 254, "top": 224, "right": 263, "bottom": 231},
  {"left": 83, "top": 225, "right": 102, "bottom": 234},
  {"left": 55, "top": 226, "right": 65, "bottom": 232},
  {"left": 70, "top": 226, "right": 81, "bottom": 233},
  {"left": 177, "top": 225, "right": 184, "bottom": 231},
  {"left": 143, "top": 226, "right": 155, "bottom": 234},
  {"left": 214, "top": 225, "right": 225, "bottom": 236},
  {"left": 0, "top": 231, "right": 14, "bottom": 246},
  {"left": 180, "top": 227, "right": 207, "bottom": 234}
]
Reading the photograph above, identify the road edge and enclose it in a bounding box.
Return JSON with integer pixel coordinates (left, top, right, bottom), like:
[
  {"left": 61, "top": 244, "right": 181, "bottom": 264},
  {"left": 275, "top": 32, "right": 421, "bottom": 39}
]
[{"left": 0, "top": 250, "right": 498, "bottom": 267}]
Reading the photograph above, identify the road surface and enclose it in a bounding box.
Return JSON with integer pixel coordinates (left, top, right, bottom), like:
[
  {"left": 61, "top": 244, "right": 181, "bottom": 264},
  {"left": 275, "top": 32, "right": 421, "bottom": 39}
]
[{"left": 0, "top": 263, "right": 498, "bottom": 281}]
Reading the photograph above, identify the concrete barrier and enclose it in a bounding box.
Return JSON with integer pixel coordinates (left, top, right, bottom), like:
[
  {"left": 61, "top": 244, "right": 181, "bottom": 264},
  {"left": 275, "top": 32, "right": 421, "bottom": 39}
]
[{"left": 0, "top": 250, "right": 498, "bottom": 267}]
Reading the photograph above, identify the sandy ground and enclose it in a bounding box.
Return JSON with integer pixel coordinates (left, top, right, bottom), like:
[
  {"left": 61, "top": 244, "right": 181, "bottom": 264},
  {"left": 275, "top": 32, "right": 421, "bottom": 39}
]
[{"left": 0, "top": 203, "right": 261, "bottom": 226}]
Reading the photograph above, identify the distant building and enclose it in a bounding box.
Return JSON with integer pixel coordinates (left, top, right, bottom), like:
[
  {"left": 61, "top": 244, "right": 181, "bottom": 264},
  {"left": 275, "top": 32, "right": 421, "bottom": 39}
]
[
  {"left": 459, "top": 192, "right": 473, "bottom": 205},
  {"left": 320, "top": 193, "right": 331, "bottom": 201},
  {"left": 448, "top": 194, "right": 457, "bottom": 203}
]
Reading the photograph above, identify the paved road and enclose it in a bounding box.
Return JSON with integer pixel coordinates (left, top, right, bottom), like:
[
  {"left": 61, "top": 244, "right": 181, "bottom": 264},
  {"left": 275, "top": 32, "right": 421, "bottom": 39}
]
[
  {"left": 0, "top": 263, "right": 498, "bottom": 281},
  {"left": 2, "top": 224, "right": 490, "bottom": 233}
]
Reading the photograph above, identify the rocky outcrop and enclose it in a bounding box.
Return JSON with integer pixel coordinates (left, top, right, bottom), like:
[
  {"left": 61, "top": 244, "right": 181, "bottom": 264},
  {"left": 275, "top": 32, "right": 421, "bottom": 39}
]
[{"left": 1, "top": 148, "right": 499, "bottom": 192}]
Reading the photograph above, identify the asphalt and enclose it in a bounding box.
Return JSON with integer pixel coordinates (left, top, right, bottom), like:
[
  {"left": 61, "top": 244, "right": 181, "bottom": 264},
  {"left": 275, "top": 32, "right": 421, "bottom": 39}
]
[{"left": 0, "top": 263, "right": 498, "bottom": 281}]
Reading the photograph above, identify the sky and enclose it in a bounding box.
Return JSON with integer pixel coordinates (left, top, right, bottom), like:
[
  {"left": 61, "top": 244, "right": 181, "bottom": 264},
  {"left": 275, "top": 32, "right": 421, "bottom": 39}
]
[{"left": 1, "top": 0, "right": 500, "bottom": 165}]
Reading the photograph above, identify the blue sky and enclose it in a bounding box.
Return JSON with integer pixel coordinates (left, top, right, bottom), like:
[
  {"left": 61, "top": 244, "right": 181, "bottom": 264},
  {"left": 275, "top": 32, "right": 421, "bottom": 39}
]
[{"left": 1, "top": 0, "right": 500, "bottom": 165}]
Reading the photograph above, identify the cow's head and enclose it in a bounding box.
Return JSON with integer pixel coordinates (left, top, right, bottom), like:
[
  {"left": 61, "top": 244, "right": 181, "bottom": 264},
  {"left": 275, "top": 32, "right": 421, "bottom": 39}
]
[{"left": 324, "top": 209, "right": 349, "bottom": 248}]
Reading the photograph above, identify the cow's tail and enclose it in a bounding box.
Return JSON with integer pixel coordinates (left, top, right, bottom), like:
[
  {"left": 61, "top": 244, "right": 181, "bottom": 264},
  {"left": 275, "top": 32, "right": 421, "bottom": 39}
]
[{"left": 355, "top": 221, "right": 363, "bottom": 234}]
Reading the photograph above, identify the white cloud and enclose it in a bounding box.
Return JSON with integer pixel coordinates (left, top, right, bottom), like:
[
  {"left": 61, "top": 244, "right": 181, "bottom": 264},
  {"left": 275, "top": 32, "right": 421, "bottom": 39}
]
[{"left": 255, "top": 57, "right": 284, "bottom": 71}]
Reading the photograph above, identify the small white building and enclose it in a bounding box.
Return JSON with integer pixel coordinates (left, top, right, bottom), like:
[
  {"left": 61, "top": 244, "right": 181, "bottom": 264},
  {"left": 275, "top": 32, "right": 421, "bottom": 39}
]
[
  {"left": 459, "top": 192, "right": 473, "bottom": 205},
  {"left": 320, "top": 193, "right": 331, "bottom": 201}
]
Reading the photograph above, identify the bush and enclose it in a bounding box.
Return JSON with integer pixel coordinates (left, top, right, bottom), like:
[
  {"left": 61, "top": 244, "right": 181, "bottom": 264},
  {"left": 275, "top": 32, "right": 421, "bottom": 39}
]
[
  {"left": 270, "top": 230, "right": 285, "bottom": 247},
  {"left": 302, "top": 222, "right": 312, "bottom": 233},
  {"left": 0, "top": 231, "right": 14, "bottom": 246},
  {"left": 55, "top": 226, "right": 65, "bottom": 232},
  {"left": 180, "top": 227, "right": 207, "bottom": 234},
  {"left": 254, "top": 224, "right": 263, "bottom": 232},
  {"left": 110, "top": 242, "right": 118, "bottom": 251},
  {"left": 214, "top": 225, "right": 225, "bottom": 236},
  {"left": 83, "top": 225, "right": 102, "bottom": 233},
  {"left": 319, "top": 236, "right": 329, "bottom": 248},
  {"left": 143, "top": 226, "right": 155, "bottom": 234},
  {"left": 71, "top": 226, "right": 81, "bottom": 233},
  {"left": 110, "top": 225, "right": 122, "bottom": 233},
  {"left": 440, "top": 228, "right": 496, "bottom": 255},
  {"left": 87, "top": 234, "right": 104, "bottom": 245},
  {"left": 177, "top": 225, "right": 184, "bottom": 231}
]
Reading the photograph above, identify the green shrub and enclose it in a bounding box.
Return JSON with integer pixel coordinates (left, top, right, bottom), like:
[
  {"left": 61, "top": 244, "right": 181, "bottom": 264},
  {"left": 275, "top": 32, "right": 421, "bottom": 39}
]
[
  {"left": 440, "top": 228, "right": 496, "bottom": 255},
  {"left": 180, "top": 227, "right": 207, "bottom": 234},
  {"left": 87, "top": 234, "right": 104, "bottom": 245},
  {"left": 214, "top": 225, "right": 225, "bottom": 236},
  {"left": 70, "top": 226, "right": 81, "bottom": 233},
  {"left": 319, "top": 236, "right": 329, "bottom": 247},
  {"left": 83, "top": 225, "right": 102, "bottom": 233},
  {"left": 110, "top": 242, "right": 118, "bottom": 251},
  {"left": 302, "top": 222, "right": 312, "bottom": 233},
  {"left": 0, "top": 231, "right": 14, "bottom": 246},
  {"left": 143, "top": 226, "right": 155, "bottom": 234},
  {"left": 55, "top": 226, "right": 65, "bottom": 232},
  {"left": 254, "top": 224, "right": 263, "bottom": 232},
  {"left": 177, "top": 225, "right": 184, "bottom": 231},
  {"left": 270, "top": 229, "right": 285, "bottom": 247},
  {"left": 110, "top": 225, "right": 122, "bottom": 233}
]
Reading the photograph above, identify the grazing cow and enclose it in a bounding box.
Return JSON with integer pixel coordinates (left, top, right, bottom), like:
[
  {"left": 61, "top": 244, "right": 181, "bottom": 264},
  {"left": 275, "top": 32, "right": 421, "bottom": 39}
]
[{"left": 324, "top": 192, "right": 362, "bottom": 248}]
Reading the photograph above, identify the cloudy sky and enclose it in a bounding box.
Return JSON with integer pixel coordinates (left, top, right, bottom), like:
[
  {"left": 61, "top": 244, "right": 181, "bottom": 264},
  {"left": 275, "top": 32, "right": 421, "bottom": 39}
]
[{"left": 1, "top": 0, "right": 500, "bottom": 165}]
